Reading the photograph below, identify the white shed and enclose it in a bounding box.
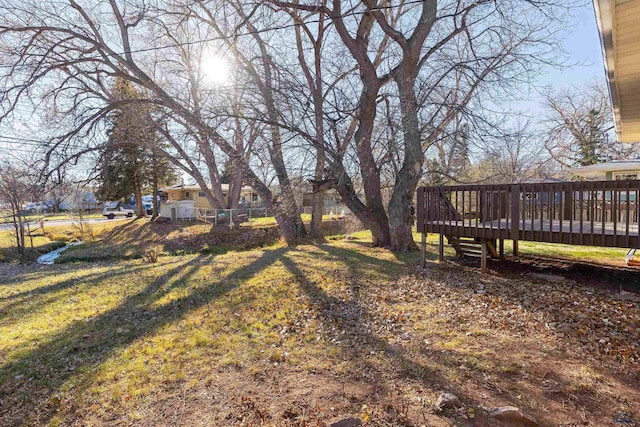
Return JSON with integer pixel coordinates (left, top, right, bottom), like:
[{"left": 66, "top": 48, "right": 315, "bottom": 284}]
[{"left": 159, "top": 200, "right": 196, "bottom": 221}]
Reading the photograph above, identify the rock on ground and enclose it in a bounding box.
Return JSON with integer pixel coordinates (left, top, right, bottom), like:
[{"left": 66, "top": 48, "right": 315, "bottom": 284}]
[
  {"left": 329, "top": 417, "right": 362, "bottom": 427},
  {"left": 487, "top": 406, "right": 538, "bottom": 427},
  {"left": 436, "top": 393, "right": 461, "bottom": 410}
]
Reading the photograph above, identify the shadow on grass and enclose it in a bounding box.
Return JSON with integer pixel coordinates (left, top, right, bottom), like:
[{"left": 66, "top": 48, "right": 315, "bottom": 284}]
[
  {"left": 278, "top": 250, "right": 470, "bottom": 422},
  {"left": 0, "top": 247, "right": 290, "bottom": 426},
  {"left": 282, "top": 243, "right": 640, "bottom": 425},
  {"left": 0, "top": 261, "right": 166, "bottom": 303},
  {"left": 315, "top": 243, "right": 416, "bottom": 280},
  {"left": 339, "top": 237, "right": 443, "bottom": 266},
  {"left": 0, "top": 261, "right": 187, "bottom": 328}
]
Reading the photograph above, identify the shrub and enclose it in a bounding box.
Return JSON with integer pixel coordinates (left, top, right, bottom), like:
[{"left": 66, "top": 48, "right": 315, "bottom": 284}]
[
  {"left": 144, "top": 245, "right": 161, "bottom": 263},
  {"left": 71, "top": 215, "right": 96, "bottom": 241}
]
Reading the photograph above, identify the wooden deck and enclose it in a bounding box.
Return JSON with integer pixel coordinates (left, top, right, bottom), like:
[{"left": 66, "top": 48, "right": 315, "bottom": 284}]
[
  {"left": 417, "top": 180, "right": 640, "bottom": 270},
  {"left": 429, "top": 219, "right": 640, "bottom": 247}
]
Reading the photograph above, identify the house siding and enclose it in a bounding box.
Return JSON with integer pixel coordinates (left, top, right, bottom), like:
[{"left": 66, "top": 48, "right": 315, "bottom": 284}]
[{"left": 163, "top": 186, "right": 262, "bottom": 210}]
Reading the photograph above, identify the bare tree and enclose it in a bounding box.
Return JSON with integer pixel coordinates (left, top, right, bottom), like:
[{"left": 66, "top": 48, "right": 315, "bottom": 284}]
[
  {"left": 473, "top": 121, "right": 550, "bottom": 184},
  {"left": 288, "top": 2, "right": 329, "bottom": 237},
  {"left": 270, "top": 0, "right": 575, "bottom": 250},
  {"left": 68, "top": 183, "right": 96, "bottom": 241},
  {"left": 424, "top": 118, "right": 471, "bottom": 185},
  {"left": 0, "top": 0, "right": 306, "bottom": 244},
  {"left": 0, "top": 162, "right": 40, "bottom": 260},
  {"left": 44, "top": 166, "right": 75, "bottom": 213},
  {"left": 0, "top": 0, "right": 577, "bottom": 249},
  {"left": 543, "top": 82, "right": 638, "bottom": 168}
]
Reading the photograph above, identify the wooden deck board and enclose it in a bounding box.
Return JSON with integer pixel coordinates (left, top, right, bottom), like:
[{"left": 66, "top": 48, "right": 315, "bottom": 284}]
[{"left": 427, "top": 220, "right": 639, "bottom": 236}]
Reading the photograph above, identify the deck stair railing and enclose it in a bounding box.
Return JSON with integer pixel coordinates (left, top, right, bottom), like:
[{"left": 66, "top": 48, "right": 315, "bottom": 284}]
[
  {"left": 417, "top": 180, "right": 640, "bottom": 267},
  {"left": 434, "top": 189, "right": 500, "bottom": 257}
]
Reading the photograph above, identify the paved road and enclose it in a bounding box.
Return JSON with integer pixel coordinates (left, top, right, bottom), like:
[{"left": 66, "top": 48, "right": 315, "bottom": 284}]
[{"left": 0, "top": 216, "right": 132, "bottom": 231}]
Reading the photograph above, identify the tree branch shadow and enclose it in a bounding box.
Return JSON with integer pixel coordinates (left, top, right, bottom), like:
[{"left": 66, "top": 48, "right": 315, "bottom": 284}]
[
  {"left": 279, "top": 251, "right": 465, "bottom": 416},
  {"left": 0, "top": 247, "right": 290, "bottom": 426}
]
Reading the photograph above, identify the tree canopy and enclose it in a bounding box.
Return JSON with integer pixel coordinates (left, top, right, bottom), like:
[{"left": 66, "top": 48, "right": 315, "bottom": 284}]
[{"left": 0, "top": 0, "right": 583, "bottom": 248}]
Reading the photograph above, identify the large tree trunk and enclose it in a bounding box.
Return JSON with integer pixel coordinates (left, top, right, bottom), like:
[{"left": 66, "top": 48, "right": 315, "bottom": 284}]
[
  {"left": 151, "top": 170, "right": 159, "bottom": 220},
  {"left": 348, "top": 85, "right": 391, "bottom": 247},
  {"left": 310, "top": 182, "right": 324, "bottom": 237},
  {"left": 252, "top": 22, "right": 307, "bottom": 243},
  {"left": 310, "top": 101, "right": 326, "bottom": 237},
  {"left": 332, "top": 164, "right": 391, "bottom": 247},
  {"left": 199, "top": 140, "right": 227, "bottom": 209},
  {"left": 388, "top": 182, "right": 418, "bottom": 251},
  {"left": 226, "top": 158, "right": 245, "bottom": 209},
  {"left": 133, "top": 175, "right": 144, "bottom": 218},
  {"left": 387, "top": 68, "right": 423, "bottom": 251},
  {"left": 274, "top": 200, "right": 307, "bottom": 245},
  {"left": 245, "top": 170, "right": 305, "bottom": 245}
]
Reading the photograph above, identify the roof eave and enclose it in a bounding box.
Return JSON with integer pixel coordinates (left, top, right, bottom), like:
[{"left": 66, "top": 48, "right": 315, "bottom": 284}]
[{"left": 594, "top": 0, "right": 624, "bottom": 141}]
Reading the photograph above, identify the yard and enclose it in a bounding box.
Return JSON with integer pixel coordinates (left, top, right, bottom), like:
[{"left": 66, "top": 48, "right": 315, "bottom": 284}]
[{"left": 0, "top": 221, "right": 638, "bottom": 426}]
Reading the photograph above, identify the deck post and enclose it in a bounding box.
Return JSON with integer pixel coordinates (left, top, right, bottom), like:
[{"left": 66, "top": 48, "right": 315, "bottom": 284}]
[
  {"left": 499, "top": 238, "right": 504, "bottom": 260},
  {"left": 481, "top": 239, "right": 487, "bottom": 274},
  {"left": 510, "top": 185, "right": 520, "bottom": 257},
  {"left": 420, "top": 232, "right": 427, "bottom": 268},
  {"left": 438, "top": 233, "right": 444, "bottom": 262},
  {"left": 563, "top": 190, "right": 573, "bottom": 220}
]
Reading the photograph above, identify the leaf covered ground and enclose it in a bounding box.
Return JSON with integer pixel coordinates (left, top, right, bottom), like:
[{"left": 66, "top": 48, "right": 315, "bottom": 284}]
[{"left": 0, "top": 228, "right": 638, "bottom": 426}]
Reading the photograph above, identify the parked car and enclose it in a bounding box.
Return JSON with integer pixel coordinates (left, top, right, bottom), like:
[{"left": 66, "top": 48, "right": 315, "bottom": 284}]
[
  {"left": 142, "top": 202, "right": 152, "bottom": 215},
  {"left": 102, "top": 203, "right": 135, "bottom": 219},
  {"left": 25, "top": 202, "right": 52, "bottom": 214}
]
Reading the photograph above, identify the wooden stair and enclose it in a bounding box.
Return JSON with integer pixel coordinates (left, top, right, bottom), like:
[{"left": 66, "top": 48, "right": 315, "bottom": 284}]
[
  {"left": 449, "top": 237, "right": 498, "bottom": 259},
  {"left": 436, "top": 191, "right": 500, "bottom": 269}
]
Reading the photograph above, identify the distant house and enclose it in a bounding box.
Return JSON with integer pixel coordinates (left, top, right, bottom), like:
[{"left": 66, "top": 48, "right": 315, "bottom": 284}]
[
  {"left": 301, "top": 189, "right": 349, "bottom": 214},
  {"left": 570, "top": 160, "right": 640, "bottom": 181},
  {"left": 75, "top": 189, "right": 101, "bottom": 211},
  {"left": 160, "top": 183, "right": 261, "bottom": 220},
  {"left": 570, "top": 160, "right": 640, "bottom": 202}
]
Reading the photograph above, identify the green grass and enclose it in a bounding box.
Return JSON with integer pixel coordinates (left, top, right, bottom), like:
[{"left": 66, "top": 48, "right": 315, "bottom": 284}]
[
  {"left": 0, "top": 221, "right": 129, "bottom": 263},
  {"left": 0, "top": 235, "right": 415, "bottom": 425},
  {"left": 0, "top": 230, "right": 66, "bottom": 263},
  {"left": 244, "top": 216, "right": 278, "bottom": 226},
  {"left": 54, "top": 220, "right": 283, "bottom": 263},
  {"left": 517, "top": 240, "right": 628, "bottom": 262}
]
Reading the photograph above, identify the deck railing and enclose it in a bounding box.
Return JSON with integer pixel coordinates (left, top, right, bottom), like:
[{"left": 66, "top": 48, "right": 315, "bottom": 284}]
[{"left": 417, "top": 180, "right": 640, "bottom": 249}]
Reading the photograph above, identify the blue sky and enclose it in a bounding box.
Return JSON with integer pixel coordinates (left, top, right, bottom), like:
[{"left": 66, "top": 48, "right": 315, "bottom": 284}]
[
  {"left": 542, "top": 5, "right": 605, "bottom": 86},
  {"left": 512, "top": 3, "right": 606, "bottom": 116}
]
